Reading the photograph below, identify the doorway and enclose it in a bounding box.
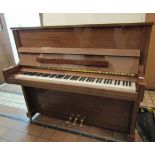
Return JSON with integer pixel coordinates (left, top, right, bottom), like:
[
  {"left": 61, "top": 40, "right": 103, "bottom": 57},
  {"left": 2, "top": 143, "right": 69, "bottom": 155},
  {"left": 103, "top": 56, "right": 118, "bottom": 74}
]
[{"left": 0, "top": 13, "right": 40, "bottom": 113}]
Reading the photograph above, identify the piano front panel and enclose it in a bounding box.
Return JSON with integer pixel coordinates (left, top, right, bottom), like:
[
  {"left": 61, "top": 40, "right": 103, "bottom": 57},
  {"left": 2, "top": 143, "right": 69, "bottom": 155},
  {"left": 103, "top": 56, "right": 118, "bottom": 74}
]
[
  {"left": 17, "top": 26, "right": 142, "bottom": 49},
  {"left": 32, "top": 87, "right": 133, "bottom": 133},
  {"left": 19, "top": 53, "right": 139, "bottom": 74},
  {"left": 14, "top": 24, "right": 152, "bottom": 67}
]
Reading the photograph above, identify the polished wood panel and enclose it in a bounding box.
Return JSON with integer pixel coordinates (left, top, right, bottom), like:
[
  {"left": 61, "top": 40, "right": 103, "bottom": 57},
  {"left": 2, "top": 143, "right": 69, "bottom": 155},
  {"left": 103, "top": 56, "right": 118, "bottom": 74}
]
[
  {"left": 13, "top": 23, "right": 152, "bottom": 72},
  {"left": 3, "top": 23, "right": 153, "bottom": 141},
  {"left": 145, "top": 14, "right": 155, "bottom": 89},
  {"left": 18, "top": 47, "right": 140, "bottom": 57},
  {"left": 34, "top": 87, "right": 133, "bottom": 132},
  {"left": 19, "top": 53, "right": 139, "bottom": 74},
  {"left": 36, "top": 57, "right": 109, "bottom": 67}
]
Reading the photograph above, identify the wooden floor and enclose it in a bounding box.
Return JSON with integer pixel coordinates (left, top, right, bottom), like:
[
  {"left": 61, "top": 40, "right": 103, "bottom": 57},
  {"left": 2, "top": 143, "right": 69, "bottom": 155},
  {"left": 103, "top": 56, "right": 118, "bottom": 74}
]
[
  {"left": 0, "top": 83, "right": 144, "bottom": 142},
  {"left": 0, "top": 105, "right": 143, "bottom": 142},
  {"left": 0, "top": 105, "right": 101, "bottom": 142}
]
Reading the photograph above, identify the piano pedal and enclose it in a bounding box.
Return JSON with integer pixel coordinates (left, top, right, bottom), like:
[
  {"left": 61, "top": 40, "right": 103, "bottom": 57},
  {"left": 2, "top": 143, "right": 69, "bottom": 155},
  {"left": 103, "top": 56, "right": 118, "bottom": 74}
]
[
  {"left": 65, "top": 114, "right": 74, "bottom": 125},
  {"left": 72, "top": 115, "right": 80, "bottom": 126},
  {"left": 79, "top": 116, "right": 86, "bottom": 126}
]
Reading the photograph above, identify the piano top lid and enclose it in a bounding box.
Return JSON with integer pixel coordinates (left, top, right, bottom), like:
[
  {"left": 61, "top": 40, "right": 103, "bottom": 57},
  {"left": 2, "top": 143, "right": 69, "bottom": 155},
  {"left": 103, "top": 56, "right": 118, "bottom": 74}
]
[{"left": 10, "top": 22, "right": 154, "bottom": 30}]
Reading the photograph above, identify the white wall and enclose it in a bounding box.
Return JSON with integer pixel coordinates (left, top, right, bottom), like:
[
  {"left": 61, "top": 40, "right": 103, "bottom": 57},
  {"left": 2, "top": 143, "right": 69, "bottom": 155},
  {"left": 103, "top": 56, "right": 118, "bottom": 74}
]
[
  {"left": 4, "top": 13, "right": 40, "bottom": 64},
  {"left": 43, "top": 13, "right": 145, "bottom": 26}
]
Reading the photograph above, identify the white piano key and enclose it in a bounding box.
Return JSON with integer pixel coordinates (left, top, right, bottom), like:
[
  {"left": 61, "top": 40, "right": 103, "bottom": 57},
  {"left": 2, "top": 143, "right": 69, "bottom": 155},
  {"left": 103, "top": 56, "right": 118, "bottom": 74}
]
[{"left": 15, "top": 72, "right": 136, "bottom": 93}]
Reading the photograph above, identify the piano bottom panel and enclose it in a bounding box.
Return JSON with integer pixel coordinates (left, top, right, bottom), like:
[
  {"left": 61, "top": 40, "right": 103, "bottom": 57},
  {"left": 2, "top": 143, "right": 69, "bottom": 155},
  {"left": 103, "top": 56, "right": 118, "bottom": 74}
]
[{"left": 23, "top": 86, "right": 134, "bottom": 133}]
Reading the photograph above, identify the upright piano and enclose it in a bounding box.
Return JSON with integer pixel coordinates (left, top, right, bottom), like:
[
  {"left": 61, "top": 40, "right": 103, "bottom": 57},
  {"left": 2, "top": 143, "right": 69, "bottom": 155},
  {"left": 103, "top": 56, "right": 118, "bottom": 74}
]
[{"left": 3, "top": 23, "right": 153, "bottom": 141}]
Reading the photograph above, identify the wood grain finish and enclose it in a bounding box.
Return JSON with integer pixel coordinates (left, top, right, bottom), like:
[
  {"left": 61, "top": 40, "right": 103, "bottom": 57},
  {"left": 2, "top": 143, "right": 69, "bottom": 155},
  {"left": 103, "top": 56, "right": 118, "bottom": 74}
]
[
  {"left": 145, "top": 14, "right": 155, "bottom": 89},
  {"left": 34, "top": 87, "right": 133, "bottom": 132},
  {"left": 13, "top": 23, "right": 152, "bottom": 73},
  {"left": 18, "top": 47, "right": 140, "bottom": 57},
  {"left": 19, "top": 53, "right": 139, "bottom": 74},
  {"left": 36, "top": 57, "right": 109, "bottom": 67},
  {"left": 3, "top": 23, "right": 153, "bottom": 141}
]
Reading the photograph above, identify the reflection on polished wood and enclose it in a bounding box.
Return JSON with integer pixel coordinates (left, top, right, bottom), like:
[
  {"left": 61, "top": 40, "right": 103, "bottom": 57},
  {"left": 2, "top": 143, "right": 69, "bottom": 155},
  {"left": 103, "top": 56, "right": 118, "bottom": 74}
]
[{"left": 3, "top": 22, "right": 153, "bottom": 141}]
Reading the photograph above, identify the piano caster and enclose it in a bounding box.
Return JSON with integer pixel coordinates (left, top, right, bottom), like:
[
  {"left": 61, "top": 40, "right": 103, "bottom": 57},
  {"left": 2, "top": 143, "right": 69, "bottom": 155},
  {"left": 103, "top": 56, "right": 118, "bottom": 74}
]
[
  {"left": 65, "top": 114, "right": 74, "bottom": 125},
  {"left": 80, "top": 116, "right": 86, "bottom": 126},
  {"left": 72, "top": 115, "right": 80, "bottom": 126}
]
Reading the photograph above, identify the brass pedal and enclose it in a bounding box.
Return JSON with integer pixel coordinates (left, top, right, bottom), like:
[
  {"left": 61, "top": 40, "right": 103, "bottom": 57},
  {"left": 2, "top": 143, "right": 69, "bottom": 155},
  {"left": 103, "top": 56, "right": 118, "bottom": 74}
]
[
  {"left": 65, "top": 114, "right": 74, "bottom": 124},
  {"left": 80, "top": 116, "right": 86, "bottom": 126},
  {"left": 72, "top": 115, "right": 80, "bottom": 126}
]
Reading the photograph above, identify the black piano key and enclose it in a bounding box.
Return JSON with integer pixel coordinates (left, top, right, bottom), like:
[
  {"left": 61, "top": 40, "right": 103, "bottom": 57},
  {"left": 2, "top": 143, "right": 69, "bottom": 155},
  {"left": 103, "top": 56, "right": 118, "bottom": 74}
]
[
  {"left": 68, "top": 76, "right": 73, "bottom": 80},
  {"left": 45, "top": 73, "right": 51, "bottom": 77},
  {"left": 57, "top": 75, "right": 65, "bottom": 79},
  {"left": 88, "top": 78, "right": 93, "bottom": 82},
  {"left": 49, "top": 74, "right": 57, "bottom": 78},
  {"left": 89, "top": 77, "right": 92, "bottom": 82},
  {"left": 107, "top": 79, "right": 110, "bottom": 84},
  {"left": 126, "top": 81, "right": 128, "bottom": 86},
  {"left": 27, "top": 72, "right": 32, "bottom": 75},
  {"left": 110, "top": 79, "right": 113, "bottom": 84},
  {"left": 91, "top": 78, "right": 95, "bottom": 82},
  {"left": 79, "top": 77, "right": 83, "bottom": 81},
  {"left": 129, "top": 81, "right": 131, "bottom": 87},
  {"left": 31, "top": 72, "right": 38, "bottom": 76},
  {"left": 65, "top": 75, "right": 71, "bottom": 79},
  {"left": 98, "top": 79, "right": 102, "bottom": 83},
  {"left": 104, "top": 79, "right": 107, "bottom": 84},
  {"left": 75, "top": 76, "right": 80, "bottom": 80},
  {"left": 75, "top": 76, "right": 79, "bottom": 80},
  {"left": 55, "top": 75, "right": 60, "bottom": 78},
  {"left": 123, "top": 81, "right": 125, "bottom": 86},
  {"left": 118, "top": 80, "right": 120, "bottom": 85},
  {"left": 40, "top": 74, "right": 46, "bottom": 77},
  {"left": 96, "top": 78, "right": 100, "bottom": 83},
  {"left": 63, "top": 75, "right": 68, "bottom": 79},
  {"left": 46, "top": 74, "right": 52, "bottom": 77},
  {"left": 72, "top": 76, "right": 79, "bottom": 80},
  {"left": 79, "top": 77, "right": 86, "bottom": 81},
  {"left": 70, "top": 76, "right": 75, "bottom": 80},
  {"left": 86, "top": 77, "right": 90, "bottom": 82},
  {"left": 114, "top": 80, "right": 117, "bottom": 85},
  {"left": 82, "top": 77, "right": 87, "bottom": 81},
  {"left": 37, "top": 73, "right": 44, "bottom": 76}
]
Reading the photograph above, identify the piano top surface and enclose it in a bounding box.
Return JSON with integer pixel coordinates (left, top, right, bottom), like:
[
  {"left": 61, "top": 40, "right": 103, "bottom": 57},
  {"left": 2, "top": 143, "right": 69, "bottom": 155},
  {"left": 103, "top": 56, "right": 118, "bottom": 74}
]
[{"left": 10, "top": 22, "right": 153, "bottom": 30}]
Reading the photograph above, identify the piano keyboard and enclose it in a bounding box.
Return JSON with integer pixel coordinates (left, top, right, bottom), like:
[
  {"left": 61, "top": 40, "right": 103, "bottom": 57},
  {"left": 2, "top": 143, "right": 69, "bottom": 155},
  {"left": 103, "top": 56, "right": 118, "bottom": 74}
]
[{"left": 15, "top": 72, "right": 136, "bottom": 92}]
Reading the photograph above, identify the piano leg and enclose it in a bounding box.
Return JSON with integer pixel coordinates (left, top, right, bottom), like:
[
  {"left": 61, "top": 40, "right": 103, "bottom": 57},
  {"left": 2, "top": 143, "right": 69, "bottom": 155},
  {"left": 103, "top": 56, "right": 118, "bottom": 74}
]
[
  {"left": 22, "top": 86, "right": 38, "bottom": 122},
  {"left": 128, "top": 100, "right": 141, "bottom": 141}
]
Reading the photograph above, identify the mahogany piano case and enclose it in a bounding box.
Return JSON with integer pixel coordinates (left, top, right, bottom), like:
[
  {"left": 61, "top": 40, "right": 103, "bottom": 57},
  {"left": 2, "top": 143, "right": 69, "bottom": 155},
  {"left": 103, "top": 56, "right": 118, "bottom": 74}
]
[{"left": 3, "top": 23, "right": 153, "bottom": 141}]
